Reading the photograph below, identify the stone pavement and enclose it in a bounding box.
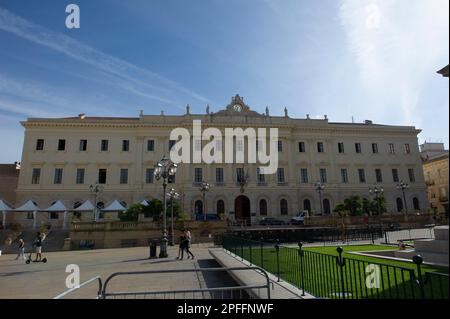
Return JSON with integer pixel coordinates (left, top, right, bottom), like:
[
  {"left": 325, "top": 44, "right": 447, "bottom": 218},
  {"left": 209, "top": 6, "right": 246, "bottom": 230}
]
[{"left": 0, "top": 243, "right": 236, "bottom": 299}]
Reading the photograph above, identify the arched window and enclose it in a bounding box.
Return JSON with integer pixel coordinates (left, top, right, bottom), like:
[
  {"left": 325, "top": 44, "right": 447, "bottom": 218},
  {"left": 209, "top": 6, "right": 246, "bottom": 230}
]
[
  {"left": 323, "top": 199, "right": 331, "bottom": 215},
  {"left": 259, "top": 199, "right": 268, "bottom": 216},
  {"left": 217, "top": 200, "right": 225, "bottom": 215},
  {"left": 396, "top": 198, "right": 403, "bottom": 212},
  {"left": 73, "top": 201, "right": 82, "bottom": 209},
  {"left": 413, "top": 197, "right": 420, "bottom": 211},
  {"left": 303, "top": 199, "right": 311, "bottom": 213},
  {"left": 280, "top": 199, "right": 288, "bottom": 215},
  {"left": 195, "top": 200, "right": 203, "bottom": 215}
]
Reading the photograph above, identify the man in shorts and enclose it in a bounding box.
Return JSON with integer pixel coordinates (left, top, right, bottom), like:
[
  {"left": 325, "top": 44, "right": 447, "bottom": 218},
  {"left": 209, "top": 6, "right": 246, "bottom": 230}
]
[{"left": 33, "top": 232, "right": 43, "bottom": 262}]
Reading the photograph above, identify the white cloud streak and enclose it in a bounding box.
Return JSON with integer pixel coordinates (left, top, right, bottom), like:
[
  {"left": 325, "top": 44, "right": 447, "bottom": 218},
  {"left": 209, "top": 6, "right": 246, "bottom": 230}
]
[{"left": 0, "top": 7, "right": 210, "bottom": 109}]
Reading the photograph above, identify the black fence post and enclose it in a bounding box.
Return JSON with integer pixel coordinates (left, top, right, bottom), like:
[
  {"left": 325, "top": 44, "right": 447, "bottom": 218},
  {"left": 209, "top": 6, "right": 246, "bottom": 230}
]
[
  {"left": 413, "top": 255, "right": 425, "bottom": 299},
  {"left": 298, "top": 242, "right": 305, "bottom": 296},
  {"left": 336, "top": 246, "right": 346, "bottom": 299},
  {"left": 241, "top": 239, "right": 244, "bottom": 261},
  {"left": 260, "top": 237, "right": 264, "bottom": 268},
  {"left": 275, "top": 242, "right": 281, "bottom": 282},
  {"left": 249, "top": 240, "right": 253, "bottom": 264}
]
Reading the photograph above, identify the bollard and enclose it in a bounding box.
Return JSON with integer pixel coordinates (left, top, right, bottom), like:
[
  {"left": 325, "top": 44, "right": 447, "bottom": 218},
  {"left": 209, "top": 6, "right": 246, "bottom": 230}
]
[
  {"left": 336, "top": 246, "right": 346, "bottom": 299},
  {"left": 275, "top": 242, "right": 280, "bottom": 282},
  {"left": 413, "top": 255, "right": 425, "bottom": 299},
  {"left": 298, "top": 242, "right": 305, "bottom": 296}
]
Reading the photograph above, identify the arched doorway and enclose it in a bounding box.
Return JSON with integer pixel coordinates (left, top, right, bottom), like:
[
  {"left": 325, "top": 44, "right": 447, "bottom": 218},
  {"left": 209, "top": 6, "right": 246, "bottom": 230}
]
[
  {"left": 323, "top": 199, "right": 331, "bottom": 215},
  {"left": 217, "top": 200, "right": 225, "bottom": 215},
  {"left": 303, "top": 199, "right": 311, "bottom": 213},
  {"left": 235, "top": 195, "right": 251, "bottom": 226},
  {"left": 396, "top": 198, "right": 403, "bottom": 213},
  {"left": 413, "top": 197, "right": 420, "bottom": 211},
  {"left": 194, "top": 200, "right": 203, "bottom": 215}
]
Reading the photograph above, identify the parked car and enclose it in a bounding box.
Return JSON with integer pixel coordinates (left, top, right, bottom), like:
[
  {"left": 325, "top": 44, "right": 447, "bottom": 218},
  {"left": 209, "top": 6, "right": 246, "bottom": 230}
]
[
  {"left": 388, "top": 223, "right": 401, "bottom": 231},
  {"left": 259, "top": 218, "right": 286, "bottom": 226},
  {"left": 195, "top": 213, "right": 220, "bottom": 221},
  {"left": 291, "top": 211, "right": 307, "bottom": 225}
]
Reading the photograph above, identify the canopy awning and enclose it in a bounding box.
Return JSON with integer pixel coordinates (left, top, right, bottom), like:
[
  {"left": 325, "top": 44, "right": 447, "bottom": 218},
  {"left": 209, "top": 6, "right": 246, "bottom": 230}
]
[
  {"left": 14, "top": 200, "right": 40, "bottom": 211},
  {"left": 140, "top": 199, "right": 149, "bottom": 206},
  {"left": 72, "top": 200, "right": 95, "bottom": 212},
  {"left": 102, "top": 200, "right": 127, "bottom": 212},
  {"left": 41, "top": 200, "right": 67, "bottom": 212},
  {"left": 0, "top": 199, "right": 12, "bottom": 211}
]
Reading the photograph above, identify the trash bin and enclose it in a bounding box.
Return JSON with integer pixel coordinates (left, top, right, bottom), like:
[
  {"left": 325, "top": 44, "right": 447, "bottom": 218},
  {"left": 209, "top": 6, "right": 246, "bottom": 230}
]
[{"left": 148, "top": 239, "right": 158, "bottom": 259}]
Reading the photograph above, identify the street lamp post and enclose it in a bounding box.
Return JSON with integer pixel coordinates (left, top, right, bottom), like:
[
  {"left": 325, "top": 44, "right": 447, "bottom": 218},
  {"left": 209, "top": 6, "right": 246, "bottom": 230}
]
[
  {"left": 166, "top": 188, "right": 180, "bottom": 246},
  {"left": 89, "top": 182, "right": 103, "bottom": 221},
  {"left": 199, "top": 182, "right": 210, "bottom": 221},
  {"left": 314, "top": 181, "right": 325, "bottom": 215},
  {"left": 396, "top": 181, "right": 409, "bottom": 215},
  {"left": 237, "top": 166, "right": 250, "bottom": 194},
  {"left": 369, "top": 184, "right": 384, "bottom": 216},
  {"left": 154, "top": 156, "right": 178, "bottom": 258}
]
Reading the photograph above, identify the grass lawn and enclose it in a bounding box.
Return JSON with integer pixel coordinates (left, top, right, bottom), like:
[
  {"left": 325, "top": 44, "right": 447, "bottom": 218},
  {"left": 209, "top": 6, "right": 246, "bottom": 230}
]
[{"left": 228, "top": 242, "right": 448, "bottom": 299}]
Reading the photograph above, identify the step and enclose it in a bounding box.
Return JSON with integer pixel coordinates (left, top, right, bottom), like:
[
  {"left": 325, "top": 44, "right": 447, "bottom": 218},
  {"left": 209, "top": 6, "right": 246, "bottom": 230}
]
[
  {"left": 434, "top": 226, "right": 449, "bottom": 241},
  {"left": 394, "top": 249, "right": 416, "bottom": 260}
]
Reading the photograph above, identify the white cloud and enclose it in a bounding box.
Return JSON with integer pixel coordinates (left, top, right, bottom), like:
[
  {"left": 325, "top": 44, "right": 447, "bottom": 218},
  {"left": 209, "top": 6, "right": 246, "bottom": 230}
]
[
  {"left": 0, "top": 7, "right": 209, "bottom": 108},
  {"left": 339, "top": 0, "right": 449, "bottom": 125}
]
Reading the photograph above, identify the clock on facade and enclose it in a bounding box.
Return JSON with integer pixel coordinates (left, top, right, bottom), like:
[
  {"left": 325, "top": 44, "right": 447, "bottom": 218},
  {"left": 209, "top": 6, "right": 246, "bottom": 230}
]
[{"left": 233, "top": 104, "right": 243, "bottom": 112}]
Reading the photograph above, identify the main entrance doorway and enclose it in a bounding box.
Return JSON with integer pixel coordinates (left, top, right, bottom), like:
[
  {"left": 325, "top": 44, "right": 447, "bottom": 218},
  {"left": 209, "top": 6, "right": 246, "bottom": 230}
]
[{"left": 234, "top": 195, "right": 251, "bottom": 226}]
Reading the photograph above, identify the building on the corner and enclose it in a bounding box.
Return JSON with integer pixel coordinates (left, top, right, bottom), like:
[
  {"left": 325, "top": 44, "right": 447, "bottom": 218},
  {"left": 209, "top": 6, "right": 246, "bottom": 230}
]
[
  {"left": 12, "top": 95, "right": 428, "bottom": 228},
  {"left": 0, "top": 164, "right": 20, "bottom": 228},
  {"left": 421, "top": 142, "right": 449, "bottom": 217}
]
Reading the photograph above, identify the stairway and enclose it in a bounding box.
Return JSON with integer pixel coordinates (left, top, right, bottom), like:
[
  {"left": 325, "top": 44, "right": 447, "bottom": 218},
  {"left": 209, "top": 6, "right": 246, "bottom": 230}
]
[{"left": 414, "top": 226, "right": 449, "bottom": 267}]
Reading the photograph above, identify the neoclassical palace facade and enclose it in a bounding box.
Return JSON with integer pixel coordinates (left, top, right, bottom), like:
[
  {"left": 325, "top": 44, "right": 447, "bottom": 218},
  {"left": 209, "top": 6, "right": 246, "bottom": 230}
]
[{"left": 13, "top": 95, "right": 428, "bottom": 226}]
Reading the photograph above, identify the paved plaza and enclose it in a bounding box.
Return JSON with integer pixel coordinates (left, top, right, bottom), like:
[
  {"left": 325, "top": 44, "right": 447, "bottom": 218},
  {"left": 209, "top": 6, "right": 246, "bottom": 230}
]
[{"left": 0, "top": 243, "right": 238, "bottom": 299}]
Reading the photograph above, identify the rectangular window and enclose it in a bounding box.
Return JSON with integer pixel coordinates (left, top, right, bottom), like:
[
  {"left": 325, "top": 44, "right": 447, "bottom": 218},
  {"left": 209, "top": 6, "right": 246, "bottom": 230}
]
[
  {"left": 338, "top": 142, "right": 345, "bottom": 153},
  {"left": 194, "top": 168, "right": 203, "bottom": 184},
  {"left": 168, "top": 175, "right": 175, "bottom": 184},
  {"left": 404, "top": 143, "right": 411, "bottom": 154},
  {"left": 236, "top": 167, "right": 244, "bottom": 183},
  {"left": 319, "top": 168, "right": 327, "bottom": 183},
  {"left": 408, "top": 168, "right": 416, "bottom": 182},
  {"left": 236, "top": 139, "right": 244, "bottom": 152},
  {"left": 372, "top": 143, "right": 378, "bottom": 154},
  {"left": 122, "top": 140, "right": 130, "bottom": 152},
  {"left": 216, "top": 168, "right": 224, "bottom": 184},
  {"left": 98, "top": 169, "right": 107, "bottom": 184},
  {"left": 392, "top": 169, "right": 399, "bottom": 183},
  {"left": 76, "top": 168, "right": 85, "bottom": 184},
  {"left": 277, "top": 168, "right": 285, "bottom": 184},
  {"left": 388, "top": 143, "right": 395, "bottom": 154},
  {"left": 169, "top": 139, "right": 177, "bottom": 151},
  {"left": 375, "top": 169, "right": 383, "bottom": 183},
  {"left": 120, "top": 169, "right": 128, "bottom": 184},
  {"left": 27, "top": 212, "right": 34, "bottom": 219},
  {"left": 277, "top": 140, "right": 283, "bottom": 152},
  {"left": 355, "top": 143, "right": 362, "bottom": 154},
  {"left": 31, "top": 168, "right": 41, "bottom": 184},
  {"left": 317, "top": 142, "right": 324, "bottom": 153},
  {"left": 147, "top": 140, "right": 155, "bottom": 151},
  {"left": 36, "top": 139, "right": 44, "bottom": 151},
  {"left": 298, "top": 142, "right": 306, "bottom": 153},
  {"left": 145, "top": 168, "right": 154, "bottom": 184},
  {"left": 216, "top": 140, "right": 223, "bottom": 152},
  {"left": 58, "top": 139, "right": 66, "bottom": 151},
  {"left": 79, "top": 139, "right": 87, "bottom": 151},
  {"left": 300, "top": 168, "right": 308, "bottom": 183},
  {"left": 54, "top": 168, "right": 63, "bottom": 184},
  {"left": 358, "top": 169, "right": 366, "bottom": 183},
  {"left": 101, "top": 140, "right": 109, "bottom": 151},
  {"left": 50, "top": 212, "right": 59, "bottom": 220},
  {"left": 341, "top": 169, "right": 348, "bottom": 183},
  {"left": 257, "top": 168, "right": 265, "bottom": 183}
]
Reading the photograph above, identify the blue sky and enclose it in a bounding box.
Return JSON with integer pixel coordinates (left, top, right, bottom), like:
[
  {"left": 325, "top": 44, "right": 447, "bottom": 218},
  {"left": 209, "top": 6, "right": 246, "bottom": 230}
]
[{"left": 0, "top": 0, "right": 448, "bottom": 163}]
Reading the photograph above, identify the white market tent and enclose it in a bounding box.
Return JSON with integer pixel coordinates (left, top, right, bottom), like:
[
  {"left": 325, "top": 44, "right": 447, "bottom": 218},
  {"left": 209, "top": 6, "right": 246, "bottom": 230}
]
[
  {"left": 102, "top": 200, "right": 127, "bottom": 212},
  {"left": 72, "top": 200, "right": 95, "bottom": 212},
  {"left": 14, "top": 200, "right": 40, "bottom": 229},
  {"left": 140, "top": 199, "right": 149, "bottom": 206},
  {"left": 41, "top": 200, "right": 69, "bottom": 230},
  {"left": 0, "top": 199, "right": 12, "bottom": 228}
]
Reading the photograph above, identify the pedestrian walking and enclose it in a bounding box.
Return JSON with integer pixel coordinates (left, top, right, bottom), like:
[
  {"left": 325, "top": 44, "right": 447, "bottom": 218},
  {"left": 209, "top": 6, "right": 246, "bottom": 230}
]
[
  {"left": 183, "top": 228, "right": 195, "bottom": 259},
  {"left": 33, "top": 232, "right": 43, "bottom": 262},
  {"left": 15, "top": 238, "right": 26, "bottom": 261}
]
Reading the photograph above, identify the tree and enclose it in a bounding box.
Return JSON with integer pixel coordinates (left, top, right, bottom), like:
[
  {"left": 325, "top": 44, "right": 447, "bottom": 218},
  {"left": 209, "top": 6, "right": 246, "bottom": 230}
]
[
  {"left": 370, "top": 196, "right": 387, "bottom": 215},
  {"left": 343, "top": 196, "right": 363, "bottom": 216},
  {"left": 119, "top": 203, "right": 142, "bottom": 221},
  {"left": 333, "top": 203, "right": 347, "bottom": 217}
]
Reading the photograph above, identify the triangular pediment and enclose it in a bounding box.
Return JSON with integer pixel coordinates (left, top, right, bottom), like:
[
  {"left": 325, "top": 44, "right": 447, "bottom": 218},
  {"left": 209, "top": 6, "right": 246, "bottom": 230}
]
[{"left": 215, "top": 94, "right": 263, "bottom": 116}]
